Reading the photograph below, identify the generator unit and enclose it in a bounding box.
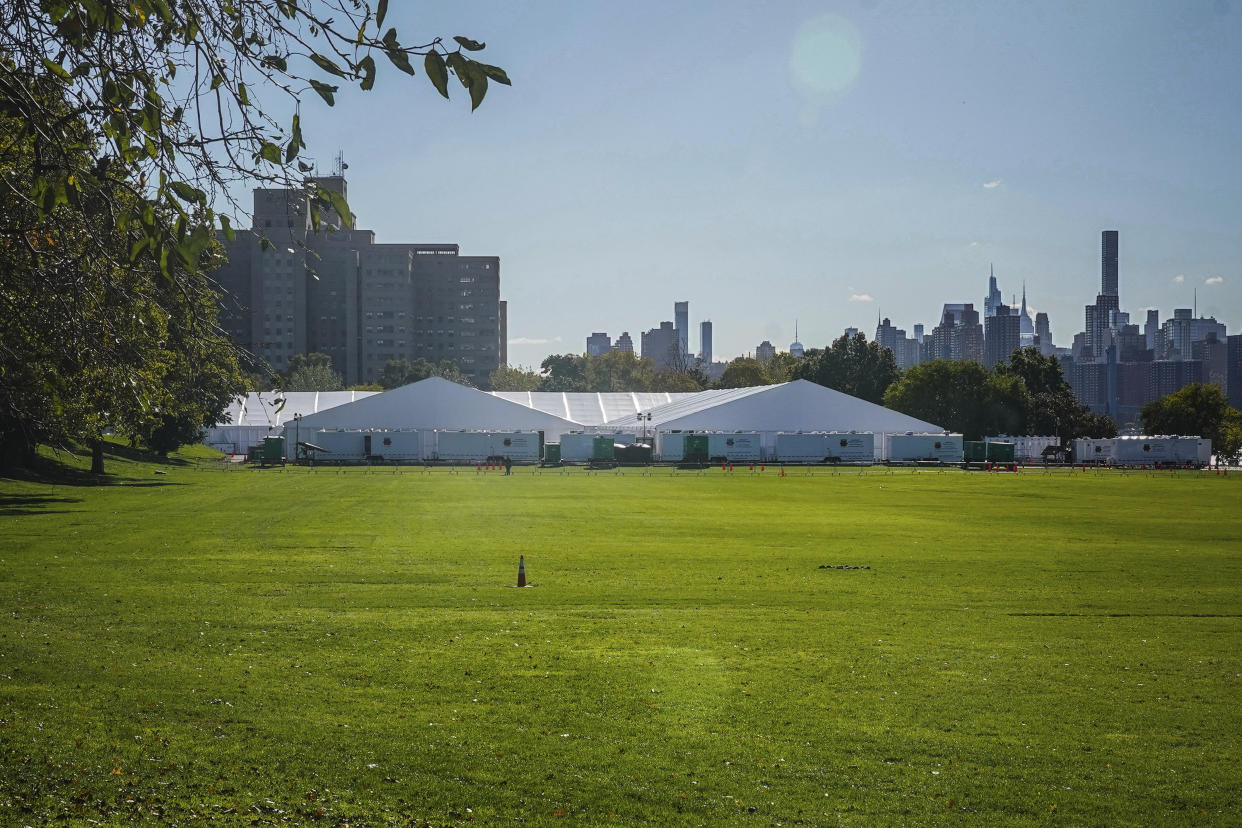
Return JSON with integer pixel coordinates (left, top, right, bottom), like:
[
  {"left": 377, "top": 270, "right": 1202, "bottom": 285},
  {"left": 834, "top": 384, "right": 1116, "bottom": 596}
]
[{"left": 707, "top": 432, "right": 761, "bottom": 463}]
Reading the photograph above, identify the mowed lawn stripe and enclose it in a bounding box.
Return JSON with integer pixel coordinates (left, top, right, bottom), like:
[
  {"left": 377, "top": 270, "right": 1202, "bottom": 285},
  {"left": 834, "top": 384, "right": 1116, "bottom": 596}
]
[{"left": 1, "top": 453, "right": 1239, "bottom": 825}]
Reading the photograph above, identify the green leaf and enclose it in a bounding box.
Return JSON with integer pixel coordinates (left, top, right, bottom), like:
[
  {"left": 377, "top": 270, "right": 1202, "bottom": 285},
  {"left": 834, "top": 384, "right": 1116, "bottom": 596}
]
[
  {"left": 467, "top": 69, "right": 488, "bottom": 111},
  {"left": 359, "top": 55, "right": 377, "bottom": 90},
  {"left": 316, "top": 186, "right": 354, "bottom": 230},
  {"left": 424, "top": 51, "right": 449, "bottom": 99},
  {"left": 310, "top": 52, "right": 346, "bottom": 78},
  {"left": 385, "top": 48, "right": 415, "bottom": 76},
  {"left": 262, "top": 54, "right": 288, "bottom": 72},
  {"left": 238, "top": 82, "right": 250, "bottom": 106},
  {"left": 258, "top": 141, "right": 282, "bottom": 164},
  {"left": 453, "top": 36, "right": 486, "bottom": 52},
  {"left": 381, "top": 27, "right": 398, "bottom": 47},
  {"left": 40, "top": 57, "right": 71, "bottom": 81},
  {"left": 375, "top": 0, "right": 389, "bottom": 28},
  {"left": 285, "top": 113, "right": 303, "bottom": 163},
  {"left": 169, "top": 180, "right": 204, "bottom": 204},
  {"left": 309, "top": 79, "right": 337, "bottom": 106},
  {"left": 478, "top": 62, "right": 511, "bottom": 86},
  {"left": 219, "top": 215, "right": 235, "bottom": 242}
]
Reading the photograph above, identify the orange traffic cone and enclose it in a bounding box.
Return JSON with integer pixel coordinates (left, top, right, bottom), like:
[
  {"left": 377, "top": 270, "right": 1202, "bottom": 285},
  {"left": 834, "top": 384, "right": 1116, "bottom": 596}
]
[
  {"left": 517, "top": 555, "right": 526, "bottom": 588},
  {"left": 779, "top": 467, "right": 786, "bottom": 477}
]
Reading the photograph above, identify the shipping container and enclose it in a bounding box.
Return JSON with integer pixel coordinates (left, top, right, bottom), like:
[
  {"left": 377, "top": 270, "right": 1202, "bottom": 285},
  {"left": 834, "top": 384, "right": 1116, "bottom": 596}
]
[
  {"left": 684, "top": 434, "right": 710, "bottom": 463},
  {"left": 884, "top": 433, "right": 964, "bottom": 463},
  {"left": 543, "top": 443, "right": 561, "bottom": 464}
]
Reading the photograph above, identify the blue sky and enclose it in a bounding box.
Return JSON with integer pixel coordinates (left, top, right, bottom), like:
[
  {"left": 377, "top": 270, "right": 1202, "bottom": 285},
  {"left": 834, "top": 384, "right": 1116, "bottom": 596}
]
[{"left": 286, "top": 1, "right": 1241, "bottom": 367}]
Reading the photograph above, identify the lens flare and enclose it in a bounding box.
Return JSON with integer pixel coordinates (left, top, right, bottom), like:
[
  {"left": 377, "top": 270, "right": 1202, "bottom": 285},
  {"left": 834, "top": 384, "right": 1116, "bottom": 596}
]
[{"left": 788, "top": 14, "right": 863, "bottom": 100}]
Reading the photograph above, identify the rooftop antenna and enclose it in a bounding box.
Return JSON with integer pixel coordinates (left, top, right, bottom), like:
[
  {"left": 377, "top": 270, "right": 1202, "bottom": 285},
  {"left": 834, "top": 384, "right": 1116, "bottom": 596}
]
[
  {"left": 1194, "top": 287, "right": 1197, "bottom": 318},
  {"left": 332, "top": 150, "right": 348, "bottom": 177}
]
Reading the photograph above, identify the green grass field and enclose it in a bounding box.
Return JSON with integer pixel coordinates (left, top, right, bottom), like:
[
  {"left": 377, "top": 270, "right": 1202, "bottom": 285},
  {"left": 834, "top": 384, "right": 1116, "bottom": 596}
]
[{"left": 2, "top": 447, "right": 1241, "bottom": 826}]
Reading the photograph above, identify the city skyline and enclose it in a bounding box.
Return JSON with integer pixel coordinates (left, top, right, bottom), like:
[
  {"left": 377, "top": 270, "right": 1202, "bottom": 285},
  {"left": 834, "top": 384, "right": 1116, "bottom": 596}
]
[{"left": 247, "top": 2, "right": 1241, "bottom": 367}]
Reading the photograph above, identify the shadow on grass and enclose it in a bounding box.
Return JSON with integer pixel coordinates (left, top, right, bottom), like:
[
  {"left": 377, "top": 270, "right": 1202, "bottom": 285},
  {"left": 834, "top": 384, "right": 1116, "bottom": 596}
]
[
  {"left": 1, "top": 446, "right": 188, "bottom": 487},
  {"left": 0, "top": 493, "right": 84, "bottom": 516}
]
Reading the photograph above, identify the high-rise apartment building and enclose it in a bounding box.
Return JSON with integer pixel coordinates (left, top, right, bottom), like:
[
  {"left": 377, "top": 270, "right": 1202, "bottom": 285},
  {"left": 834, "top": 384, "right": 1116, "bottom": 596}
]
[
  {"left": 755, "top": 340, "right": 776, "bottom": 364},
  {"left": 214, "top": 177, "right": 505, "bottom": 387},
  {"left": 614, "top": 332, "right": 634, "bottom": 354},
  {"left": 929, "top": 303, "right": 983, "bottom": 363}
]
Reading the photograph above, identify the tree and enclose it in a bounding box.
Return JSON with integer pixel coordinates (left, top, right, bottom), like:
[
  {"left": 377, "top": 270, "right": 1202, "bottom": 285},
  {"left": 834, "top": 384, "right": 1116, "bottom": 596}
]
[
  {"left": 2, "top": 2, "right": 509, "bottom": 272},
  {"left": 285, "top": 353, "right": 343, "bottom": 391},
  {"left": 1141, "top": 383, "right": 1242, "bottom": 459},
  {"left": 584, "top": 350, "right": 657, "bottom": 392},
  {"left": 882, "top": 360, "right": 1028, "bottom": 440},
  {"left": 489, "top": 364, "right": 541, "bottom": 392},
  {"left": 795, "top": 333, "right": 899, "bottom": 404},
  {"left": 538, "top": 354, "right": 588, "bottom": 392},
  {"left": 717, "top": 357, "right": 771, "bottom": 389},
  {"left": 996, "top": 348, "right": 1067, "bottom": 397},
  {"left": 0, "top": 92, "right": 243, "bottom": 471},
  {"left": 997, "top": 348, "right": 1114, "bottom": 443},
  {"left": 650, "top": 371, "right": 704, "bottom": 393},
  {"left": 377, "top": 357, "right": 471, "bottom": 389},
  {"left": 764, "top": 351, "right": 801, "bottom": 384}
]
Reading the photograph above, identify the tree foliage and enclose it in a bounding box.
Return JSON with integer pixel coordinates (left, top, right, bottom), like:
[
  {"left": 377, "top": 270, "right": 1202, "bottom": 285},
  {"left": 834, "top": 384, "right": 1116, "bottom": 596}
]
[
  {"left": 717, "top": 357, "right": 771, "bottom": 389},
  {"left": 1, "top": 1, "right": 509, "bottom": 271},
  {"left": 377, "top": 357, "right": 470, "bottom": 389},
  {"left": 794, "top": 333, "right": 899, "bottom": 404},
  {"left": 488, "top": 364, "right": 541, "bottom": 392},
  {"left": 0, "top": 92, "right": 243, "bottom": 469},
  {"left": 882, "top": 354, "right": 1117, "bottom": 442},
  {"left": 1141, "top": 383, "right": 1242, "bottom": 460},
  {"left": 284, "top": 352, "right": 342, "bottom": 391}
]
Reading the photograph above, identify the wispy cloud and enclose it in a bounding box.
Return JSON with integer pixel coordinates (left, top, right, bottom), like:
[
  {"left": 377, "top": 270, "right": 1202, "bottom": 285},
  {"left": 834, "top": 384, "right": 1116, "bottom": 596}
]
[
  {"left": 849, "top": 293, "right": 874, "bottom": 303},
  {"left": 982, "top": 179, "right": 1002, "bottom": 189},
  {"left": 1172, "top": 275, "right": 1185, "bottom": 284},
  {"left": 508, "top": 336, "right": 563, "bottom": 346},
  {"left": 1205, "top": 276, "right": 1224, "bottom": 285},
  {"left": 968, "top": 241, "right": 980, "bottom": 247}
]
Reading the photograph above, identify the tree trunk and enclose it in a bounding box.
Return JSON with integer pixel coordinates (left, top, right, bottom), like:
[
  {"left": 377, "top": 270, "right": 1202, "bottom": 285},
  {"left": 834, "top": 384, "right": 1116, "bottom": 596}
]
[
  {"left": 90, "top": 439, "right": 105, "bottom": 475},
  {"left": 0, "top": 425, "right": 36, "bottom": 472}
]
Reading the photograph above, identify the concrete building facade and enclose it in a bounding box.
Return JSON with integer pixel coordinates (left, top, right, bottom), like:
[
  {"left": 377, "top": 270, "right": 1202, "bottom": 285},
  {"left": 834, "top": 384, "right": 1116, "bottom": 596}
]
[{"left": 214, "top": 177, "right": 506, "bottom": 388}]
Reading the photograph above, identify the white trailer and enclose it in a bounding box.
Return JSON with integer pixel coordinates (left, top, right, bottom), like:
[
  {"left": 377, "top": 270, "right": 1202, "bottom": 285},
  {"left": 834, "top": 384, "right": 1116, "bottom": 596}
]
[
  {"left": 988, "top": 434, "right": 1060, "bottom": 461},
  {"left": 707, "top": 432, "right": 762, "bottom": 463},
  {"left": 1110, "top": 435, "right": 1212, "bottom": 467},
  {"left": 366, "top": 430, "right": 424, "bottom": 461},
  {"left": 884, "top": 433, "right": 964, "bottom": 463},
  {"left": 774, "top": 432, "right": 832, "bottom": 464},
  {"left": 1073, "top": 438, "right": 1114, "bottom": 464},
  {"left": 308, "top": 429, "right": 368, "bottom": 461},
  {"left": 655, "top": 430, "right": 689, "bottom": 462},
  {"left": 826, "top": 431, "right": 875, "bottom": 463},
  {"left": 425, "top": 430, "right": 542, "bottom": 463}
]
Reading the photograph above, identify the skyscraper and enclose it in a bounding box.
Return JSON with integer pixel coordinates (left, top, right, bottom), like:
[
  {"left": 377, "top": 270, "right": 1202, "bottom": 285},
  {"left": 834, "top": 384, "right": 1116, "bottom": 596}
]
[
  {"left": 985, "top": 304, "right": 1022, "bottom": 367},
  {"left": 984, "top": 264, "right": 1003, "bottom": 317},
  {"left": 641, "top": 321, "right": 679, "bottom": 371},
  {"left": 586, "top": 332, "right": 611, "bottom": 356},
  {"left": 699, "top": 320, "right": 713, "bottom": 365},
  {"left": 1101, "top": 230, "right": 1119, "bottom": 298},
  {"left": 674, "top": 301, "right": 689, "bottom": 358}
]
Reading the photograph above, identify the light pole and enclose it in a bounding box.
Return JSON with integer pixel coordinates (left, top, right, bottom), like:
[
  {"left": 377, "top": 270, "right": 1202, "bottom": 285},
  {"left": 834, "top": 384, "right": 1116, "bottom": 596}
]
[{"left": 294, "top": 413, "right": 301, "bottom": 464}]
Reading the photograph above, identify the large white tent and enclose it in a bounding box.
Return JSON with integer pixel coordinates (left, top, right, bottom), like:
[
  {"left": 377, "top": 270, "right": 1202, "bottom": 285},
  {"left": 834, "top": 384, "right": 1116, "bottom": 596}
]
[
  {"left": 205, "top": 377, "right": 945, "bottom": 461},
  {"left": 288, "top": 377, "right": 577, "bottom": 448},
  {"left": 203, "top": 390, "right": 379, "bottom": 454},
  {"left": 631, "top": 379, "right": 942, "bottom": 459},
  {"left": 489, "top": 390, "right": 696, "bottom": 428}
]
